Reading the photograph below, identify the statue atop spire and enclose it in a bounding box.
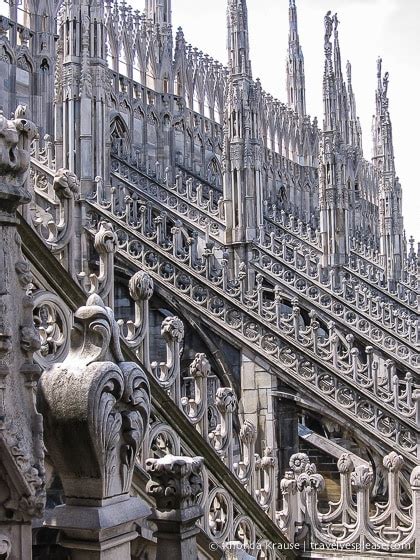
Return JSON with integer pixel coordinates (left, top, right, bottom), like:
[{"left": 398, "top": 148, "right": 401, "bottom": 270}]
[
  {"left": 372, "top": 58, "right": 404, "bottom": 288},
  {"left": 324, "top": 10, "right": 333, "bottom": 63}
]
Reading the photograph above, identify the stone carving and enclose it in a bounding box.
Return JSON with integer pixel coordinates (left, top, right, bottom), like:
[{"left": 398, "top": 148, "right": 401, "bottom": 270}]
[
  {"left": 79, "top": 221, "right": 118, "bottom": 302},
  {"left": 152, "top": 315, "right": 184, "bottom": 404},
  {"left": 0, "top": 105, "right": 44, "bottom": 557},
  {"left": 37, "top": 293, "right": 151, "bottom": 501},
  {"left": 6, "top": 0, "right": 419, "bottom": 556},
  {"left": 146, "top": 455, "right": 205, "bottom": 560},
  {"left": 0, "top": 106, "right": 37, "bottom": 210},
  {"left": 119, "top": 270, "right": 154, "bottom": 369},
  {"left": 279, "top": 451, "right": 420, "bottom": 553},
  {"left": 33, "top": 291, "right": 71, "bottom": 366},
  {"left": 146, "top": 455, "right": 204, "bottom": 511},
  {"left": 53, "top": 167, "right": 79, "bottom": 199}
]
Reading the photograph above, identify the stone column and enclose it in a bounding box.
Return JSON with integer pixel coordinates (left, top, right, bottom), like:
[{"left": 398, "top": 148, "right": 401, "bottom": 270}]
[
  {"left": 37, "top": 294, "right": 152, "bottom": 560},
  {"left": 146, "top": 455, "right": 204, "bottom": 560},
  {"left": 0, "top": 108, "right": 45, "bottom": 559}
]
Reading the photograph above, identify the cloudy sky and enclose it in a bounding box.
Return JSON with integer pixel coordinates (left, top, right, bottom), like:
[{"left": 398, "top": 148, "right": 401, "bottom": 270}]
[{"left": 171, "top": 0, "right": 419, "bottom": 241}]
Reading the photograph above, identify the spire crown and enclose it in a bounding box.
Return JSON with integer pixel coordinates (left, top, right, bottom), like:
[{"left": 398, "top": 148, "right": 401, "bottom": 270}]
[
  {"left": 287, "top": 0, "right": 306, "bottom": 116},
  {"left": 227, "top": 0, "right": 252, "bottom": 78}
]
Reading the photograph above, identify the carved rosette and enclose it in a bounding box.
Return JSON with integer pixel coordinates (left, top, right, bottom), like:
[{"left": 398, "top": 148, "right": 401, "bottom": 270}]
[
  {"left": 146, "top": 454, "right": 204, "bottom": 511},
  {"left": 37, "top": 294, "right": 151, "bottom": 502},
  {"left": 289, "top": 453, "right": 310, "bottom": 476}
]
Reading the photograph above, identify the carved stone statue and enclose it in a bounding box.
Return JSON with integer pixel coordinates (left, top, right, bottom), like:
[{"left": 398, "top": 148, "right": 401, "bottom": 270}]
[{"left": 324, "top": 10, "right": 333, "bottom": 55}]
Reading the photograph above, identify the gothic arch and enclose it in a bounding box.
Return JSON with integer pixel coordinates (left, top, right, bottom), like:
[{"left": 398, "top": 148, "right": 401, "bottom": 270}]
[
  {"left": 207, "top": 157, "right": 222, "bottom": 190},
  {"left": 110, "top": 112, "right": 130, "bottom": 156}
]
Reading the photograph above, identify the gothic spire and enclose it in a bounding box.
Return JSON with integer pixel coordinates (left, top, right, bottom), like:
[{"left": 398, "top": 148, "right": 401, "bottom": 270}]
[
  {"left": 346, "top": 61, "right": 362, "bottom": 150},
  {"left": 145, "top": 0, "right": 172, "bottom": 26},
  {"left": 322, "top": 10, "right": 336, "bottom": 132},
  {"left": 319, "top": 11, "right": 350, "bottom": 268},
  {"left": 227, "top": 0, "right": 252, "bottom": 78},
  {"left": 332, "top": 15, "right": 351, "bottom": 143},
  {"left": 373, "top": 59, "right": 404, "bottom": 288},
  {"left": 287, "top": 0, "right": 306, "bottom": 117},
  {"left": 373, "top": 57, "right": 393, "bottom": 165}
]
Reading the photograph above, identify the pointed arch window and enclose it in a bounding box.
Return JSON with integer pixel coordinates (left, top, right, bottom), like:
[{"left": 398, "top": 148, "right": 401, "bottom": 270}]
[
  {"left": 207, "top": 158, "right": 222, "bottom": 190},
  {"left": 110, "top": 115, "right": 130, "bottom": 156},
  {"left": 204, "top": 92, "right": 211, "bottom": 119},
  {"left": 214, "top": 98, "right": 222, "bottom": 125}
]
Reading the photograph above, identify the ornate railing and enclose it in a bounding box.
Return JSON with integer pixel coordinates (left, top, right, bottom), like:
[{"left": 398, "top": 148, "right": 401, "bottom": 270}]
[
  {"left": 27, "top": 230, "right": 289, "bottom": 558},
  {"left": 252, "top": 243, "right": 419, "bottom": 369},
  {"left": 278, "top": 450, "right": 420, "bottom": 556},
  {"left": 29, "top": 151, "right": 418, "bottom": 466},
  {"left": 28, "top": 156, "right": 420, "bottom": 468},
  {"left": 263, "top": 204, "right": 419, "bottom": 311},
  {"left": 112, "top": 152, "right": 419, "bottom": 349},
  {"left": 81, "top": 203, "right": 420, "bottom": 467}
]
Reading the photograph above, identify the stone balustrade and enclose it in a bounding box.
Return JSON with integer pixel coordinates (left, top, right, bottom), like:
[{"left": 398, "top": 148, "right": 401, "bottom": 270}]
[{"left": 278, "top": 450, "right": 420, "bottom": 556}]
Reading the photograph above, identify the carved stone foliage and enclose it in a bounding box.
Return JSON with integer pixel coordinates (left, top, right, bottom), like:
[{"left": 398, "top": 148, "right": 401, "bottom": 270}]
[
  {"left": 33, "top": 291, "right": 71, "bottom": 367},
  {"left": 37, "top": 293, "right": 151, "bottom": 502},
  {"left": 146, "top": 455, "right": 204, "bottom": 511}
]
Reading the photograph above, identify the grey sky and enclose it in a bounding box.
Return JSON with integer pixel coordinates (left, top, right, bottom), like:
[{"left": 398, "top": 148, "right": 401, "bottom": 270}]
[{"left": 172, "top": 0, "right": 420, "bottom": 241}]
